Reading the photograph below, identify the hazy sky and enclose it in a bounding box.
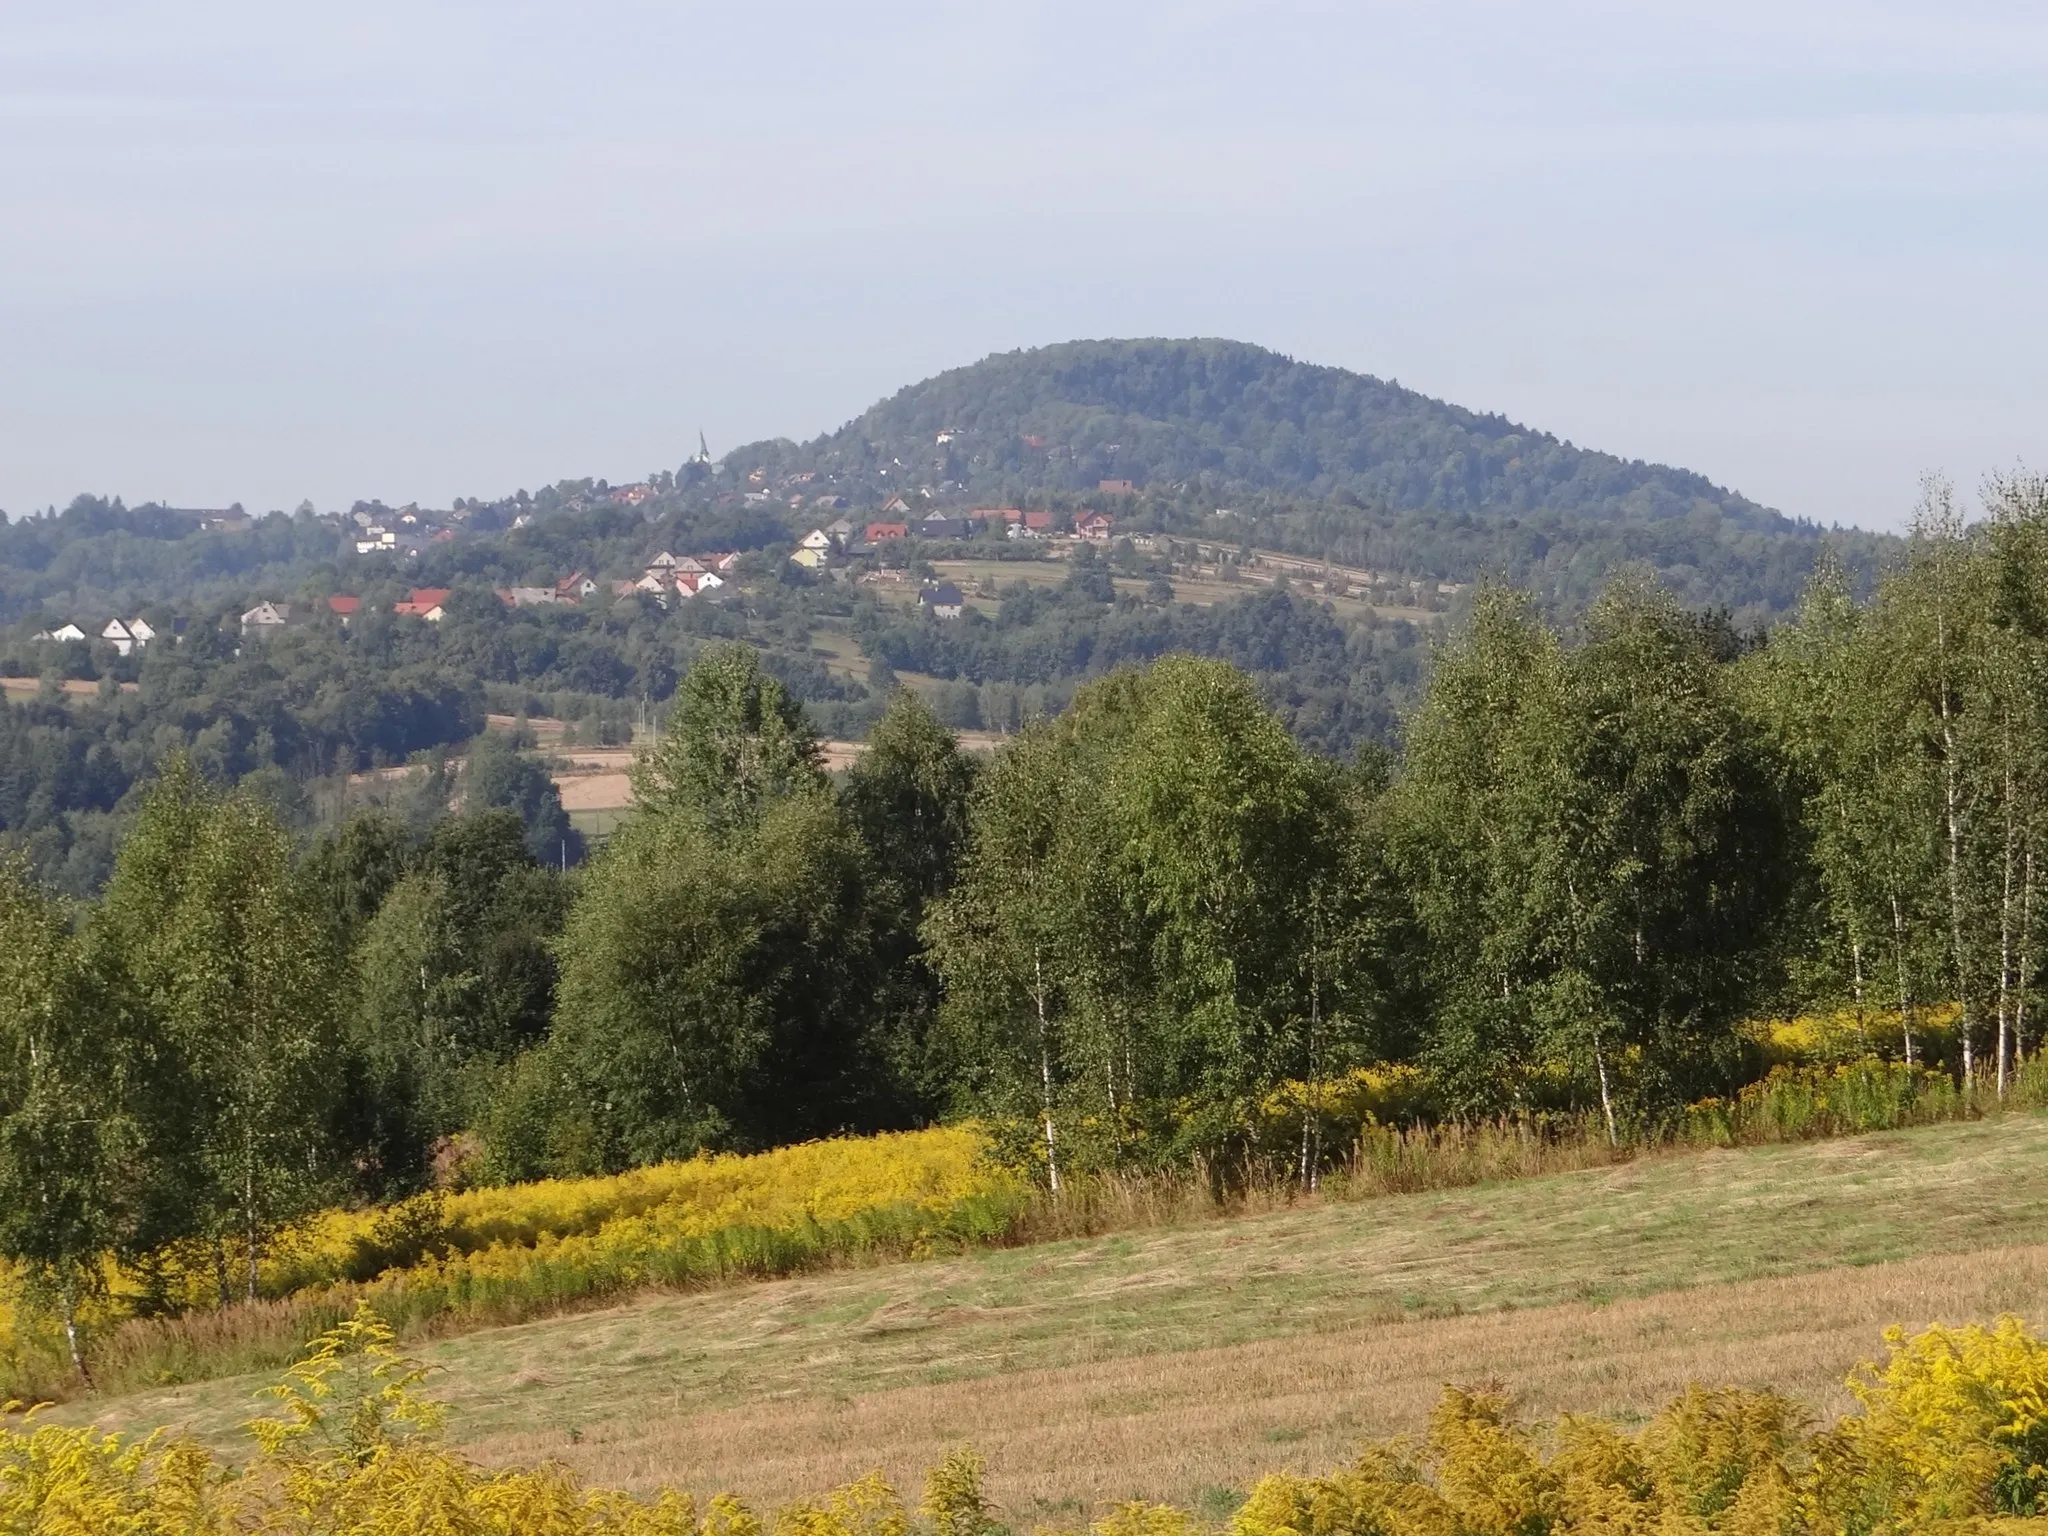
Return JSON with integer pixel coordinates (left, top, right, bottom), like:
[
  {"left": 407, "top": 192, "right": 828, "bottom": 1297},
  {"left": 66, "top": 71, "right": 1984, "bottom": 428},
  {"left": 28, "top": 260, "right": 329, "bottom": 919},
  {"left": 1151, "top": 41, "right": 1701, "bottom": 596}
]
[{"left": 5, "top": 2, "right": 2046, "bottom": 531}]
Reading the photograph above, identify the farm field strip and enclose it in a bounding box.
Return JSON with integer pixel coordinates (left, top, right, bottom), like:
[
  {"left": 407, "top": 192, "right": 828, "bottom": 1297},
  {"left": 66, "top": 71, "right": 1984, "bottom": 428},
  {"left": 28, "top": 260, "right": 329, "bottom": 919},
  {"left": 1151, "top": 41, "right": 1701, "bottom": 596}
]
[
  {"left": 0, "top": 676, "right": 137, "bottom": 696},
  {"left": 66, "top": 1113, "right": 2048, "bottom": 1508},
  {"left": 547, "top": 727, "right": 1008, "bottom": 814},
  {"left": 474, "top": 1241, "right": 2048, "bottom": 1515},
  {"left": 915, "top": 557, "right": 1441, "bottom": 623}
]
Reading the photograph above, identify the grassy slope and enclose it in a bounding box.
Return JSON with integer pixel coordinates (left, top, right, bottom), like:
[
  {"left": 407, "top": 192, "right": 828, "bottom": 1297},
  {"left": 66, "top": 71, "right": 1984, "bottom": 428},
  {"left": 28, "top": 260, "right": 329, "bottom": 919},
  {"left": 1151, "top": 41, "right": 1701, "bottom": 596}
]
[{"left": 63, "top": 1115, "right": 2048, "bottom": 1513}]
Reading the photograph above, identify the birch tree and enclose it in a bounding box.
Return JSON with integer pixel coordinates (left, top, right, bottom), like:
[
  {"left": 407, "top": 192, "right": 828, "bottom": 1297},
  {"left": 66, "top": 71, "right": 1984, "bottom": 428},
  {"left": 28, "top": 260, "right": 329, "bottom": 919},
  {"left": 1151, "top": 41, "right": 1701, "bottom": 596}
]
[
  {"left": 95, "top": 758, "right": 341, "bottom": 1304},
  {"left": 547, "top": 769, "right": 872, "bottom": 1170},
  {"left": 632, "top": 643, "right": 825, "bottom": 829},
  {"left": 1902, "top": 483, "right": 1989, "bottom": 1082},
  {"left": 1753, "top": 556, "right": 1944, "bottom": 1062},
  {"left": 925, "top": 724, "right": 1087, "bottom": 1191},
  {"left": 1104, "top": 656, "right": 1323, "bottom": 1162},
  {"left": 0, "top": 858, "right": 134, "bottom": 1382},
  {"left": 1384, "top": 587, "right": 1563, "bottom": 1111},
  {"left": 1390, "top": 577, "right": 1793, "bottom": 1125},
  {"left": 1546, "top": 576, "right": 1795, "bottom": 1118},
  {"left": 1982, "top": 471, "right": 2048, "bottom": 1086}
]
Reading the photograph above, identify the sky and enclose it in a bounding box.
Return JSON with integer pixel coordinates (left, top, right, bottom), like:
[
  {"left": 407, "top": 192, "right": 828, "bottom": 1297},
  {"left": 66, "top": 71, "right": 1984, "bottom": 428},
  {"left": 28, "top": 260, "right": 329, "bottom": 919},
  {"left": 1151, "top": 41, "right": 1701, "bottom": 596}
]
[{"left": 4, "top": 2, "right": 2047, "bottom": 532}]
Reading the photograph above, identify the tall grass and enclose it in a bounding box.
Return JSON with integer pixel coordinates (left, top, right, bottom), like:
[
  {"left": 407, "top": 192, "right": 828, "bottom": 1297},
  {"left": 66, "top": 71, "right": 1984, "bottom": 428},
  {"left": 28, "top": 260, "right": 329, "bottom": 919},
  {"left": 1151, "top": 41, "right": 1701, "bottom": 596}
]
[
  {"left": 1341, "top": 1115, "right": 1633, "bottom": 1195},
  {"left": 1339, "top": 1057, "right": 2033, "bottom": 1199}
]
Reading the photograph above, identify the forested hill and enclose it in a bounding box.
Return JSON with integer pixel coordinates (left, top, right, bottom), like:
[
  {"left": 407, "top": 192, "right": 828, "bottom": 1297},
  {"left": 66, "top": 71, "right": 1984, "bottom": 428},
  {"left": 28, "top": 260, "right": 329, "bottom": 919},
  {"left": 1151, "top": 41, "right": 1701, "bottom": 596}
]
[
  {"left": 2, "top": 340, "right": 1894, "bottom": 626},
  {"left": 729, "top": 338, "right": 1891, "bottom": 617},
  {"left": 811, "top": 338, "right": 1783, "bottom": 520}
]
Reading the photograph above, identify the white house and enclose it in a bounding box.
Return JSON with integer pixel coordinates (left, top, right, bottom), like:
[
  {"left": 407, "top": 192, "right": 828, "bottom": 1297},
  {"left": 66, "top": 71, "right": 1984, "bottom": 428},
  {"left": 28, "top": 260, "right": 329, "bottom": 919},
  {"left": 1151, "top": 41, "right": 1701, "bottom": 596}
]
[
  {"left": 35, "top": 623, "right": 87, "bottom": 643},
  {"left": 97, "top": 617, "right": 160, "bottom": 654},
  {"left": 240, "top": 601, "right": 292, "bottom": 636}
]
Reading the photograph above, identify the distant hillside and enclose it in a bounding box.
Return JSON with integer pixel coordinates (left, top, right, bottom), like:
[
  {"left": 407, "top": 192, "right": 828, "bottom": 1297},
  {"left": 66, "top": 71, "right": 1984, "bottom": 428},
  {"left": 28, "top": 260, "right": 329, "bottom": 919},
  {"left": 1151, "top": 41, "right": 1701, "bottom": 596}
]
[
  {"left": 724, "top": 338, "right": 1892, "bottom": 619},
  {"left": 0, "top": 340, "right": 1896, "bottom": 633},
  {"left": 816, "top": 338, "right": 1785, "bottom": 523}
]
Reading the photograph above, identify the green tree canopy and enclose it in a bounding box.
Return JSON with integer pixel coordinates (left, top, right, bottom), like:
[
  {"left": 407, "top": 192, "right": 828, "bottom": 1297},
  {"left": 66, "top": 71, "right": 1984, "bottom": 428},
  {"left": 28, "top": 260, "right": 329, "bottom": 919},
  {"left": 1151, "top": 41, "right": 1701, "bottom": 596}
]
[
  {"left": 631, "top": 643, "right": 825, "bottom": 830},
  {"left": 0, "top": 857, "right": 134, "bottom": 1379},
  {"left": 94, "top": 758, "right": 342, "bottom": 1300}
]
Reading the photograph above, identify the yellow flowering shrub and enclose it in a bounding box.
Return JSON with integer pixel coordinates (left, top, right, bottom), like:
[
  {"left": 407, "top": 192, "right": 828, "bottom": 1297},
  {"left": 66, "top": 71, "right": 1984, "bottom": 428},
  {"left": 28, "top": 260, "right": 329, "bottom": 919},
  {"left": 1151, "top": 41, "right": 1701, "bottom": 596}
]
[
  {"left": 0, "top": 1304, "right": 769, "bottom": 1534},
  {"left": 775, "top": 1473, "right": 910, "bottom": 1536},
  {"left": 14, "top": 1311, "right": 2048, "bottom": 1532},
  {"left": 260, "top": 1125, "right": 1018, "bottom": 1300},
  {"left": 1817, "top": 1316, "right": 2048, "bottom": 1523},
  {"left": 1754, "top": 1003, "right": 1962, "bottom": 1067},
  {"left": 1261, "top": 1066, "right": 1434, "bottom": 1129},
  {"left": 921, "top": 1447, "right": 994, "bottom": 1536},
  {"left": 0, "top": 1128, "right": 1027, "bottom": 1406},
  {"left": 1224, "top": 1319, "right": 2048, "bottom": 1536}
]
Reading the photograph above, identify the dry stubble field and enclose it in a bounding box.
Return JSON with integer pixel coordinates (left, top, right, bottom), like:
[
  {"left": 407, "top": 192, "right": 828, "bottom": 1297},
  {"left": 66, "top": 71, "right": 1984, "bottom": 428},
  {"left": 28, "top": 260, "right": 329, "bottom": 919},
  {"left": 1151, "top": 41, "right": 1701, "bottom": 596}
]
[{"left": 64, "top": 1115, "right": 2048, "bottom": 1518}]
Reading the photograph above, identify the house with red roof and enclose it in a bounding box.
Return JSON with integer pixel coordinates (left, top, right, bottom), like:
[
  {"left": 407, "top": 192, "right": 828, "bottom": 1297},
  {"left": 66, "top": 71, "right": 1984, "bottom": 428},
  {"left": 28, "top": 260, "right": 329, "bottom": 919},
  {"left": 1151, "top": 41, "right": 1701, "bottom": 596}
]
[{"left": 393, "top": 587, "right": 452, "bottom": 620}]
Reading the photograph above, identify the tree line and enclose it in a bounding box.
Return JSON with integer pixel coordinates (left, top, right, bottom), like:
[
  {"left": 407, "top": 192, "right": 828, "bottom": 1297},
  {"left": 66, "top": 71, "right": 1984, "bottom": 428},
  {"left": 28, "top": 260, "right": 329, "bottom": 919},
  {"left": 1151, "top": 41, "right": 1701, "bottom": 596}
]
[
  {"left": 3, "top": 475, "right": 2044, "bottom": 1363},
  {"left": 0, "top": 538, "right": 1420, "bottom": 894}
]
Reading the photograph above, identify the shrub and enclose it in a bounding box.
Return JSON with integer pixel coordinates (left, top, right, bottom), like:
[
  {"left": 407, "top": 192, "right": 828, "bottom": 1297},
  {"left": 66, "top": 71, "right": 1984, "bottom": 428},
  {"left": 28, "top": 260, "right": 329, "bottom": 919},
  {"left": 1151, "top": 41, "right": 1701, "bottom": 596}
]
[
  {"left": 13, "top": 1311, "right": 2048, "bottom": 1531},
  {"left": 0, "top": 1128, "right": 1027, "bottom": 1404}
]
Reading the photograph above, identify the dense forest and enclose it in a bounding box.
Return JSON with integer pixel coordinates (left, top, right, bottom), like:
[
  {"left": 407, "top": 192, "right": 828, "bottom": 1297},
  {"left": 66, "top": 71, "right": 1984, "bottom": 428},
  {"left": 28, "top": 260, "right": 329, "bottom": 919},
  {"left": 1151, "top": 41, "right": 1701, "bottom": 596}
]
[{"left": 0, "top": 473, "right": 2041, "bottom": 1358}]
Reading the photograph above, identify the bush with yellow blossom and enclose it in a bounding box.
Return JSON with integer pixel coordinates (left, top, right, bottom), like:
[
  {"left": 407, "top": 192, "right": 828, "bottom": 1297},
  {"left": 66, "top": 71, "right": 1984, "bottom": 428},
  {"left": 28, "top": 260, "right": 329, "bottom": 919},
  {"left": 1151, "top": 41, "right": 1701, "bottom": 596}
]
[{"left": 15, "top": 1309, "right": 2048, "bottom": 1532}]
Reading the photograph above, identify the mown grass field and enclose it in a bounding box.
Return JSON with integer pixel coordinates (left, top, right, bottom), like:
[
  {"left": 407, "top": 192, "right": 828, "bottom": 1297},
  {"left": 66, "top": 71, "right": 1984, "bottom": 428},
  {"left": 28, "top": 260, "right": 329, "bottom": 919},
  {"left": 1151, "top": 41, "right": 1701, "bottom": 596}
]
[
  {"left": 914, "top": 557, "right": 1441, "bottom": 623},
  {"left": 60, "top": 1114, "right": 2048, "bottom": 1516}
]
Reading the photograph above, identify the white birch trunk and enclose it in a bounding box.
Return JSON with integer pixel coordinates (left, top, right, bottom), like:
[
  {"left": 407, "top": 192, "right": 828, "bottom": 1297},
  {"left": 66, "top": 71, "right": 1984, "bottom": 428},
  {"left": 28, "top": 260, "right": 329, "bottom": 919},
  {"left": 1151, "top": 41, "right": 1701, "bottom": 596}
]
[
  {"left": 1938, "top": 621, "right": 1975, "bottom": 1087},
  {"left": 1593, "top": 1026, "right": 1617, "bottom": 1147},
  {"left": 1892, "top": 890, "right": 1916, "bottom": 1066},
  {"left": 2021, "top": 845, "right": 2036, "bottom": 1068},
  {"left": 1033, "top": 949, "right": 1060, "bottom": 1198},
  {"left": 1999, "top": 741, "right": 2017, "bottom": 1097}
]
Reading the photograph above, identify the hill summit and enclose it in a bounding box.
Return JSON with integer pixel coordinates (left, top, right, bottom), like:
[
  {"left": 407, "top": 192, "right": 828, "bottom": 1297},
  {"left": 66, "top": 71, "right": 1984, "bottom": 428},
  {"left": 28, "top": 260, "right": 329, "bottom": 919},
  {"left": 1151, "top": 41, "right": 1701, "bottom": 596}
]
[
  {"left": 715, "top": 338, "right": 1885, "bottom": 619},
  {"left": 739, "top": 337, "right": 1792, "bottom": 534}
]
